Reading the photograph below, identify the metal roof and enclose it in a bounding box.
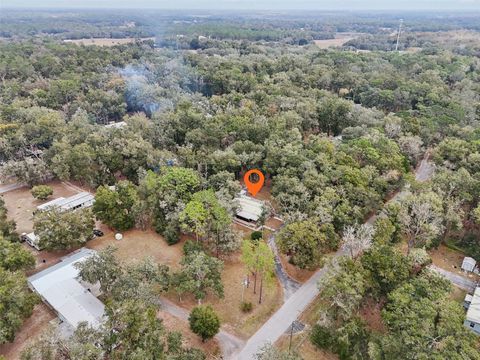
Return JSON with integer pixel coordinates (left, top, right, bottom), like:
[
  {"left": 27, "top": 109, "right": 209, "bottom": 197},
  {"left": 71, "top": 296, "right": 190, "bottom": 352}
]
[
  {"left": 235, "top": 195, "right": 264, "bottom": 222},
  {"left": 36, "top": 197, "right": 66, "bottom": 211},
  {"left": 36, "top": 192, "right": 94, "bottom": 212},
  {"left": 28, "top": 248, "right": 105, "bottom": 329},
  {"left": 466, "top": 287, "right": 480, "bottom": 324}
]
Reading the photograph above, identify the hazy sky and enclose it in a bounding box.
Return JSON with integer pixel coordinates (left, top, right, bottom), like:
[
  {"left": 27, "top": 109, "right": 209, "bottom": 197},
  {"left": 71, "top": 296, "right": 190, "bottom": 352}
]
[{"left": 2, "top": 0, "right": 480, "bottom": 10}]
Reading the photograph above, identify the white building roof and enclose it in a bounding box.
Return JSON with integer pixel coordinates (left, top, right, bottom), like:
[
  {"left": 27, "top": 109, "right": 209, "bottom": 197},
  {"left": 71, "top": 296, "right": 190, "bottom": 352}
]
[
  {"left": 28, "top": 248, "right": 105, "bottom": 329},
  {"left": 462, "top": 257, "right": 477, "bottom": 271},
  {"left": 58, "top": 192, "right": 94, "bottom": 211},
  {"left": 105, "top": 121, "right": 127, "bottom": 129},
  {"left": 466, "top": 287, "right": 480, "bottom": 324},
  {"left": 36, "top": 197, "right": 66, "bottom": 211},
  {"left": 235, "top": 194, "right": 264, "bottom": 222},
  {"left": 36, "top": 192, "right": 94, "bottom": 212}
]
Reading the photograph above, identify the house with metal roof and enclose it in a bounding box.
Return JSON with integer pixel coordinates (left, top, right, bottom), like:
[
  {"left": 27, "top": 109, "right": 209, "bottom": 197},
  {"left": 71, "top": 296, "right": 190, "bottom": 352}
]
[
  {"left": 28, "top": 248, "right": 105, "bottom": 331},
  {"left": 234, "top": 194, "right": 266, "bottom": 230}
]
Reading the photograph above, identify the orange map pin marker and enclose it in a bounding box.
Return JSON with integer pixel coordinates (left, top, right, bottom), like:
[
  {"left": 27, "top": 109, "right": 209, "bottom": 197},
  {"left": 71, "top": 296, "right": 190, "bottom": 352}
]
[{"left": 244, "top": 169, "right": 265, "bottom": 197}]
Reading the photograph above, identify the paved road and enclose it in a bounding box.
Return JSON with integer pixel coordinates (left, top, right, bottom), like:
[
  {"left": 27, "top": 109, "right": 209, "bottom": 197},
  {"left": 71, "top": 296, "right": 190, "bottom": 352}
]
[
  {"left": 158, "top": 298, "right": 245, "bottom": 358},
  {"left": 0, "top": 182, "right": 25, "bottom": 194},
  {"left": 267, "top": 234, "right": 301, "bottom": 301},
  {"left": 234, "top": 153, "right": 435, "bottom": 360},
  {"left": 430, "top": 265, "right": 477, "bottom": 292}
]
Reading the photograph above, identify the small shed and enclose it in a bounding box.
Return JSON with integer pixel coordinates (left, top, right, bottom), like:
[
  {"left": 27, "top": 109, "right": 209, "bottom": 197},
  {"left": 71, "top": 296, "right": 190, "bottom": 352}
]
[{"left": 462, "top": 257, "right": 477, "bottom": 273}]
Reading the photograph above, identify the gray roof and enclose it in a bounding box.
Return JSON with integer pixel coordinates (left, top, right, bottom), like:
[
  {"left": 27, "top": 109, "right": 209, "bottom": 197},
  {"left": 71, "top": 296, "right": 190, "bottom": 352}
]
[
  {"left": 36, "top": 192, "right": 94, "bottom": 212},
  {"left": 235, "top": 195, "right": 264, "bottom": 222},
  {"left": 28, "top": 248, "right": 105, "bottom": 329}
]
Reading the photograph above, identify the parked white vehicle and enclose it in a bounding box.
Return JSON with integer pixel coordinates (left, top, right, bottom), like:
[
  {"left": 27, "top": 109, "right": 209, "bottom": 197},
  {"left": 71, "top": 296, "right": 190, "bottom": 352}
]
[{"left": 20, "top": 232, "right": 42, "bottom": 251}]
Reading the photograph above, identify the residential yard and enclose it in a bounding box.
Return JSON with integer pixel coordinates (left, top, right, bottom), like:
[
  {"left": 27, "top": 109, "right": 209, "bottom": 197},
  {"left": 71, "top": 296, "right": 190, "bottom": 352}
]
[
  {"left": 88, "top": 227, "right": 283, "bottom": 338},
  {"left": 1, "top": 180, "right": 78, "bottom": 234},
  {"left": 0, "top": 304, "right": 56, "bottom": 360},
  {"left": 429, "top": 244, "right": 480, "bottom": 282},
  {"left": 277, "top": 333, "right": 339, "bottom": 360},
  {"left": 87, "top": 227, "right": 185, "bottom": 270},
  {"left": 165, "top": 250, "right": 283, "bottom": 339},
  {"left": 156, "top": 309, "right": 221, "bottom": 358},
  {"left": 1, "top": 181, "right": 88, "bottom": 274}
]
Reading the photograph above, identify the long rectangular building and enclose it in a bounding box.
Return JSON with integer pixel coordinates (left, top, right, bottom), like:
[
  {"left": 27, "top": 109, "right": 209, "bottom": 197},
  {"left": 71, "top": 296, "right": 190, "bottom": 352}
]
[
  {"left": 36, "top": 192, "right": 94, "bottom": 213},
  {"left": 28, "top": 248, "right": 105, "bottom": 330}
]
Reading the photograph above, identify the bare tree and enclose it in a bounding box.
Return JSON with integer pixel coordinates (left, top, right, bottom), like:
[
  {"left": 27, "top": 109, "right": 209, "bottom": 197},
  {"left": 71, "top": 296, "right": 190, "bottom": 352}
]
[
  {"left": 342, "top": 223, "right": 374, "bottom": 259},
  {"left": 399, "top": 192, "right": 444, "bottom": 254}
]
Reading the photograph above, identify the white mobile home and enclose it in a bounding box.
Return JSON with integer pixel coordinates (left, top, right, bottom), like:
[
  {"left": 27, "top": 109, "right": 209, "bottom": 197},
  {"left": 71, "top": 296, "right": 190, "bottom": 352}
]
[
  {"left": 36, "top": 197, "right": 67, "bottom": 212},
  {"left": 28, "top": 248, "right": 105, "bottom": 330},
  {"left": 36, "top": 192, "right": 94, "bottom": 213}
]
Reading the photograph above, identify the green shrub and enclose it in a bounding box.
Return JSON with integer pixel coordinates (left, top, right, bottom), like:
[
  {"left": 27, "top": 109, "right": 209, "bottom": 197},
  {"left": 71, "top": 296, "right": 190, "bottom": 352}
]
[
  {"left": 310, "top": 324, "right": 335, "bottom": 350},
  {"left": 183, "top": 240, "right": 203, "bottom": 255},
  {"left": 240, "top": 301, "right": 253, "bottom": 312},
  {"left": 250, "top": 231, "right": 263, "bottom": 241},
  {"left": 189, "top": 305, "right": 220, "bottom": 342},
  {"left": 164, "top": 223, "right": 180, "bottom": 245},
  {"left": 31, "top": 185, "right": 53, "bottom": 200}
]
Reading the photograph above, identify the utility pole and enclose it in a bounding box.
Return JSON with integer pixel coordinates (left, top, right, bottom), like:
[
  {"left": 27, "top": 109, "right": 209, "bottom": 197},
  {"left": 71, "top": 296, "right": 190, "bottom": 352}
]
[
  {"left": 288, "top": 321, "right": 294, "bottom": 353},
  {"left": 395, "top": 19, "right": 403, "bottom": 51}
]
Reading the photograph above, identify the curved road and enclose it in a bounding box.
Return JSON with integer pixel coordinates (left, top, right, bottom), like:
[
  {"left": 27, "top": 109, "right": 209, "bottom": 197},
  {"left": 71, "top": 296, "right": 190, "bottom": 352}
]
[
  {"left": 234, "top": 153, "right": 435, "bottom": 360},
  {"left": 267, "top": 234, "right": 301, "bottom": 301}
]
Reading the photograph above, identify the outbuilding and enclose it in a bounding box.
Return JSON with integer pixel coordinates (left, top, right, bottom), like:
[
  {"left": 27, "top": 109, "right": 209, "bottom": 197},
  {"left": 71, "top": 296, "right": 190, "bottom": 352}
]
[{"left": 462, "top": 257, "right": 477, "bottom": 273}]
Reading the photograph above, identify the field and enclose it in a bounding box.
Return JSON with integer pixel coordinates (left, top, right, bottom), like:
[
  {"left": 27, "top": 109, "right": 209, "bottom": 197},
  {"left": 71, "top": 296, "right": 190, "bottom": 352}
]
[
  {"left": 63, "top": 37, "right": 155, "bottom": 46},
  {"left": 87, "top": 227, "right": 185, "bottom": 270},
  {"left": 314, "top": 32, "right": 361, "bottom": 48}
]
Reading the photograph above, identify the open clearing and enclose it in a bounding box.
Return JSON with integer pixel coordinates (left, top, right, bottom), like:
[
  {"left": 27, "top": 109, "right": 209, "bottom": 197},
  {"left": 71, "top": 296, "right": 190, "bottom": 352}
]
[
  {"left": 88, "top": 228, "right": 283, "bottom": 338},
  {"left": 63, "top": 37, "right": 155, "bottom": 46},
  {"left": 314, "top": 32, "right": 361, "bottom": 48},
  {"left": 87, "top": 227, "right": 185, "bottom": 270}
]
